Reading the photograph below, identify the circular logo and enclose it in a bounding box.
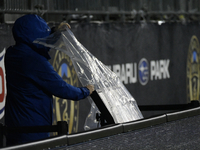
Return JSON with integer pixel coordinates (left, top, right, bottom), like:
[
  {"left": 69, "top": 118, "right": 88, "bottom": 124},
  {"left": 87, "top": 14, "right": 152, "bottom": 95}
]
[
  {"left": 138, "top": 58, "right": 149, "bottom": 85},
  {"left": 187, "top": 36, "right": 200, "bottom": 102},
  {"left": 52, "top": 50, "right": 79, "bottom": 134}
]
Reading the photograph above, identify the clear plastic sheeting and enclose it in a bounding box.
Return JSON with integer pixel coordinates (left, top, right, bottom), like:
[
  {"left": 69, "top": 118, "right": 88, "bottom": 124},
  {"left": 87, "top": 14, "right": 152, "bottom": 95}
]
[
  {"left": 84, "top": 98, "right": 101, "bottom": 130},
  {"left": 34, "top": 28, "right": 143, "bottom": 129}
]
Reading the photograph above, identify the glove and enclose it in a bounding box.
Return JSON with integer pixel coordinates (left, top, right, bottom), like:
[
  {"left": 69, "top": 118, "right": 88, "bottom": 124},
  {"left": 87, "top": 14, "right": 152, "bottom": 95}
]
[
  {"left": 50, "top": 22, "right": 71, "bottom": 34},
  {"left": 58, "top": 22, "right": 71, "bottom": 30},
  {"left": 86, "top": 85, "right": 94, "bottom": 95}
]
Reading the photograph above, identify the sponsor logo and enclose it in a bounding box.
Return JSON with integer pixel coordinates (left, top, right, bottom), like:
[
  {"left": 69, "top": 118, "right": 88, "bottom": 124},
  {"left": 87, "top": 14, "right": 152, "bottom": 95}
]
[
  {"left": 53, "top": 50, "right": 79, "bottom": 134},
  {"left": 0, "top": 48, "right": 6, "bottom": 119},
  {"left": 150, "top": 59, "right": 170, "bottom": 81},
  {"left": 109, "top": 58, "right": 170, "bottom": 85},
  {"left": 138, "top": 58, "right": 149, "bottom": 85},
  {"left": 187, "top": 35, "right": 200, "bottom": 101}
]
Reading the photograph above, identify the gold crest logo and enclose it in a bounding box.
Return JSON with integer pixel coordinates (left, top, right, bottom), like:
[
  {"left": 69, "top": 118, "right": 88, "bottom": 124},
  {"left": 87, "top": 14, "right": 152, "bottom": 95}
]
[
  {"left": 187, "top": 36, "right": 200, "bottom": 101},
  {"left": 52, "top": 50, "right": 79, "bottom": 134}
]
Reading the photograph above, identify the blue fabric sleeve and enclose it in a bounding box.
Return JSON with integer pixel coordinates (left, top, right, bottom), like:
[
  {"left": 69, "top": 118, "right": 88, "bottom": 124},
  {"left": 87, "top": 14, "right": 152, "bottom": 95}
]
[{"left": 30, "top": 57, "right": 90, "bottom": 100}]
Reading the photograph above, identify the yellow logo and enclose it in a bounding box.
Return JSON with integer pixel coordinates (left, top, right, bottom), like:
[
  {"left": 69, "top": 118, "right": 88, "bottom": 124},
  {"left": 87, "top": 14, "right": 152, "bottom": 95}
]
[
  {"left": 52, "top": 50, "right": 79, "bottom": 134},
  {"left": 187, "top": 36, "right": 200, "bottom": 101}
]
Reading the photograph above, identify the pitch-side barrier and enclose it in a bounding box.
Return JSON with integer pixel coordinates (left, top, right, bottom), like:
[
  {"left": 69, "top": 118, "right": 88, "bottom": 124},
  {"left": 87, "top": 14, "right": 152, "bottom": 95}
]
[{"left": 1, "top": 101, "right": 200, "bottom": 150}]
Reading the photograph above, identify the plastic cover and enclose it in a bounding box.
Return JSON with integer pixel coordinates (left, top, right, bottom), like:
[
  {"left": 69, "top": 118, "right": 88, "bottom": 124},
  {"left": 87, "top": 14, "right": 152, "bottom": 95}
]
[{"left": 34, "top": 28, "right": 143, "bottom": 129}]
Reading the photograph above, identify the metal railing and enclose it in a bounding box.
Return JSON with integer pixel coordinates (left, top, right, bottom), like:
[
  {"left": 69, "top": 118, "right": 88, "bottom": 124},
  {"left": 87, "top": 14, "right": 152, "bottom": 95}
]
[
  {"left": 1, "top": 1, "right": 200, "bottom": 24},
  {"left": 0, "top": 0, "right": 199, "bottom": 12}
]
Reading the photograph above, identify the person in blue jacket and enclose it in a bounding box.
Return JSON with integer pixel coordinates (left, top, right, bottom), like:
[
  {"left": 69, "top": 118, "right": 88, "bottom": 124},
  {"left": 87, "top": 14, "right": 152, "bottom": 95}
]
[{"left": 4, "top": 14, "right": 94, "bottom": 146}]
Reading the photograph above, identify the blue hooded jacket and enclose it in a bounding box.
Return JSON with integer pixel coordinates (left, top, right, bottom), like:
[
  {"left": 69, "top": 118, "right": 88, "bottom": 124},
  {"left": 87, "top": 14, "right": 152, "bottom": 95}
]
[{"left": 5, "top": 14, "right": 90, "bottom": 145}]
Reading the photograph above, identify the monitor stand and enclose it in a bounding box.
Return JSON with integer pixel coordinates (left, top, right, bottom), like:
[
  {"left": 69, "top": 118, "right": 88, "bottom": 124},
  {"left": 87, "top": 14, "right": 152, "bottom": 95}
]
[{"left": 90, "top": 90, "right": 115, "bottom": 126}]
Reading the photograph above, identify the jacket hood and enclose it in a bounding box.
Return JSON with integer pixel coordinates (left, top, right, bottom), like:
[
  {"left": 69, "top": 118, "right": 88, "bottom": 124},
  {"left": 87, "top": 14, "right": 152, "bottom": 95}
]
[{"left": 12, "top": 14, "right": 51, "bottom": 59}]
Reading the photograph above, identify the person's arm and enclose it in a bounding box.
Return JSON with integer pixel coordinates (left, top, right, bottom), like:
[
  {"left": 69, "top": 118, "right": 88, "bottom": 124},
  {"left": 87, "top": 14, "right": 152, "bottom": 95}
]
[{"left": 32, "top": 59, "right": 94, "bottom": 100}]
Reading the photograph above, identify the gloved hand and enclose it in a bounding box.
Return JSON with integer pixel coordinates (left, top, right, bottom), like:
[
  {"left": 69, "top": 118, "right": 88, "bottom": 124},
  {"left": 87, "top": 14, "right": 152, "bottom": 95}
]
[
  {"left": 58, "top": 22, "right": 71, "bottom": 30},
  {"left": 86, "top": 85, "right": 94, "bottom": 95},
  {"left": 50, "top": 22, "right": 71, "bottom": 34}
]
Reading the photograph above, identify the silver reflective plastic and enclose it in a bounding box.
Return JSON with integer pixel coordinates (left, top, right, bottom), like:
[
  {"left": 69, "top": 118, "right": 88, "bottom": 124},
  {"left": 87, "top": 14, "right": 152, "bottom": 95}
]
[{"left": 34, "top": 28, "right": 143, "bottom": 129}]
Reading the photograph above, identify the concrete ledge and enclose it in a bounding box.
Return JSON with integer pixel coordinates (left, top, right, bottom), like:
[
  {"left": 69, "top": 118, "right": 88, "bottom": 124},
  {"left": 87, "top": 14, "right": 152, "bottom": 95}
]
[
  {"left": 166, "top": 107, "right": 200, "bottom": 122},
  {"left": 1, "top": 135, "right": 68, "bottom": 150},
  {"left": 123, "top": 114, "right": 167, "bottom": 132},
  {"left": 67, "top": 124, "right": 123, "bottom": 145}
]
